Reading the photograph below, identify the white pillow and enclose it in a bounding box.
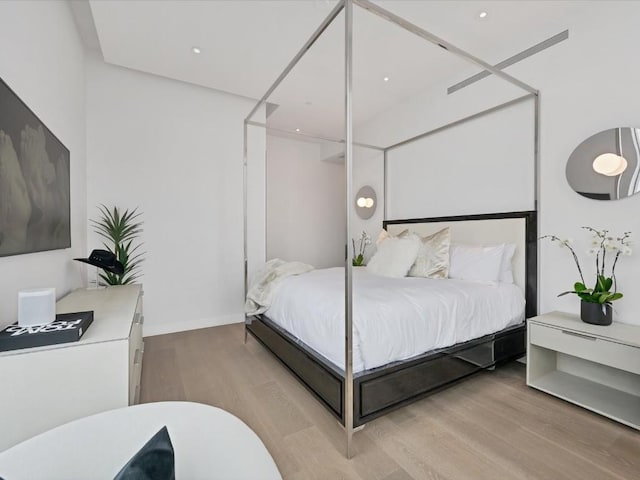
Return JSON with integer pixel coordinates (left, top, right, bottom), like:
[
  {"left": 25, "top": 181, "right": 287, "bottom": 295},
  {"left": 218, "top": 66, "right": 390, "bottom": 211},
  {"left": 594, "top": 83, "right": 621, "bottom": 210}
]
[
  {"left": 367, "top": 234, "right": 421, "bottom": 278},
  {"left": 448, "top": 244, "right": 505, "bottom": 284},
  {"left": 499, "top": 243, "right": 516, "bottom": 284}
]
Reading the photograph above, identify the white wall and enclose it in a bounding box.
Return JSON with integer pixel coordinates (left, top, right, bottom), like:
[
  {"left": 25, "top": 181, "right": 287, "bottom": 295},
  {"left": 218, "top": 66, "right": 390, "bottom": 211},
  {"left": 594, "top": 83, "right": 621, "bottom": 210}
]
[
  {"left": 533, "top": 3, "right": 640, "bottom": 326},
  {"left": 0, "top": 1, "right": 87, "bottom": 327},
  {"left": 352, "top": 146, "right": 384, "bottom": 264},
  {"left": 266, "top": 135, "right": 344, "bottom": 268},
  {"left": 357, "top": 2, "right": 640, "bottom": 325},
  {"left": 315, "top": 142, "right": 385, "bottom": 265},
  {"left": 86, "top": 57, "right": 263, "bottom": 336},
  {"left": 385, "top": 101, "right": 534, "bottom": 219},
  {"left": 266, "top": 137, "right": 383, "bottom": 267}
]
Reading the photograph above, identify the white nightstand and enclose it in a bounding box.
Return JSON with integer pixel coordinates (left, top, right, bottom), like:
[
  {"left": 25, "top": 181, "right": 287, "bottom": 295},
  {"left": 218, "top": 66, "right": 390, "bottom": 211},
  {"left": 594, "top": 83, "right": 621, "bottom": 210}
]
[{"left": 527, "top": 312, "right": 640, "bottom": 430}]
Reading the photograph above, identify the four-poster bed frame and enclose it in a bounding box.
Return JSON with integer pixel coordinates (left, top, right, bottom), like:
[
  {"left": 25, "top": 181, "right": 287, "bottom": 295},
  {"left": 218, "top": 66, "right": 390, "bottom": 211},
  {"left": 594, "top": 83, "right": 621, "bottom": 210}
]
[{"left": 243, "top": 0, "right": 540, "bottom": 458}]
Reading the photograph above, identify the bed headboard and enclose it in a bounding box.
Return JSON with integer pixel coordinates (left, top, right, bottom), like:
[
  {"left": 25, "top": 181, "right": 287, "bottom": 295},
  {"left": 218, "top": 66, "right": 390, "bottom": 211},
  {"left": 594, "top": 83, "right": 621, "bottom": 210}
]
[{"left": 384, "top": 211, "right": 537, "bottom": 318}]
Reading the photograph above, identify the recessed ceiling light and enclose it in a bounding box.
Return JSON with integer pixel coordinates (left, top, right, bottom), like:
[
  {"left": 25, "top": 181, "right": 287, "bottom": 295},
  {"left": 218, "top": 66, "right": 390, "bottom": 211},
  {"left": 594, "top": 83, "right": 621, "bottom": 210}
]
[
  {"left": 383, "top": 76, "right": 390, "bottom": 82},
  {"left": 295, "top": 128, "right": 301, "bottom": 132},
  {"left": 191, "top": 46, "right": 201, "bottom": 54},
  {"left": 479, "top": 11, "right": 488, "bottom": 19}
]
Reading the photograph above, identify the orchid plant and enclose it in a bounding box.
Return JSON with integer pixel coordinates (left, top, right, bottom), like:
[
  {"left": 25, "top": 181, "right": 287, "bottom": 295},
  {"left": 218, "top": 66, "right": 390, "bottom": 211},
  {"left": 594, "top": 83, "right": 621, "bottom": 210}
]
[
  {"left": 542, "top": 228, "right": 632, "bottom": 305},
  {"left": 352, "top": 230, "right": 371, "bottom": 266}
]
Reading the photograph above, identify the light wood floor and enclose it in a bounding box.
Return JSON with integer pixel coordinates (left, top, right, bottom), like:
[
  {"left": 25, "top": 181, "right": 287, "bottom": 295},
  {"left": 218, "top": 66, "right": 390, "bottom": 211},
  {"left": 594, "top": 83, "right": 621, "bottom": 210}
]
[{"left": 140, "top": 323, "right": 639, "bottom": 480}]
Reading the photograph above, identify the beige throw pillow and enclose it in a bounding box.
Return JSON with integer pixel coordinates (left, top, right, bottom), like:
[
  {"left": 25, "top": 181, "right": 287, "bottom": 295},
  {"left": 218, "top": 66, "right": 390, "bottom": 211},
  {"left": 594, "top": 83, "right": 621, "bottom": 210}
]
[
  {"left": 408, "top": 227, "right": 451, "bottom": 279},
  {"left": 376, "top": 228, "right": 408, "bottom": 246}
]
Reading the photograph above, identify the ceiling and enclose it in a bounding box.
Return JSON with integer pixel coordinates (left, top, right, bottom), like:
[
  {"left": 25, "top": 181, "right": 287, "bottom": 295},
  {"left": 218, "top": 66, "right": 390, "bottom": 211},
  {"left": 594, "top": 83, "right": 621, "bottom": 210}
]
[{"left": 81, "top": 0, "right": 589, "bottom": 139}]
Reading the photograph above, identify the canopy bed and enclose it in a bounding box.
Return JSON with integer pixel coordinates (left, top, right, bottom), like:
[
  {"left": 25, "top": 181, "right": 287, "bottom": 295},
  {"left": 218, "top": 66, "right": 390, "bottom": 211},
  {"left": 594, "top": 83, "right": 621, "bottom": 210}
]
[{"left": 243, "top": 0, "right": 539, "bottom": 458}]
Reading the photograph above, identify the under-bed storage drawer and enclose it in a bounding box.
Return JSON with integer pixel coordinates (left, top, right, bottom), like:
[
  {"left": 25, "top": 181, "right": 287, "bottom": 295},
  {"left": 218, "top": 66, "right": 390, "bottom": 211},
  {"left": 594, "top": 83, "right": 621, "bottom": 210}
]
[
  {"left": 247, "top": 318, "right": 343, "bottom": 418},
  {"left": 494, "top": 327, "right": 526, "bottom": 362},
  {"left": 356, "top": 326, "right": 525, "bottom": 422},
  {"left": 529, "top": 322, "right": 639, "bottom": 375},
  {"left": 358, "top": 353, "right": 480, "bottom": 418}
]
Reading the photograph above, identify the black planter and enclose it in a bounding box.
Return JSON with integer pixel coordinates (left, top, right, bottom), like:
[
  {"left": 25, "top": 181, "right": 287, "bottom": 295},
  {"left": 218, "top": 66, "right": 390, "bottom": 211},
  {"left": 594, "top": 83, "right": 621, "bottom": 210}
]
[{"left": 580, "top": 300, "right": 612, "bottom": 326}]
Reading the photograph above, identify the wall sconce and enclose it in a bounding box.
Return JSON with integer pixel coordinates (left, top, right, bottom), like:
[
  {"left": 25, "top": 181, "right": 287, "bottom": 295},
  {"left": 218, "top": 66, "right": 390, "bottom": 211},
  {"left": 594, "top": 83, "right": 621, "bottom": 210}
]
[
  {"left": 355, "top": 185, "right": 376, "bottom": 220},
  {"left": 592, "top": 153, "right": 628, "bottom": 176},
  {"left": 356, "top": 197, "right": 374, "bottom": 208}
]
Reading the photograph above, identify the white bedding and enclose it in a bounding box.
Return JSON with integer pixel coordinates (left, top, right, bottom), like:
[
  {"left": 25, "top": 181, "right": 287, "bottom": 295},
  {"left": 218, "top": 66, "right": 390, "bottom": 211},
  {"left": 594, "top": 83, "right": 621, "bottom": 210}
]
[
  {"left": 245, "top": 258, "right": 314, "bottom": 315},
  {"left": 265, "top": 267, "right": 525, "bottom": 373}
]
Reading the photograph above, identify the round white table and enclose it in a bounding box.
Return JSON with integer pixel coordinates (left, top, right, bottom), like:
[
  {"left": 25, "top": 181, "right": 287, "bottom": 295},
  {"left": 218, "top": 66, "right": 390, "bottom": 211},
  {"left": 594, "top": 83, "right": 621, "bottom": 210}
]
[{"left": 0, "top": 401, "right": 282, "bottom": 480}]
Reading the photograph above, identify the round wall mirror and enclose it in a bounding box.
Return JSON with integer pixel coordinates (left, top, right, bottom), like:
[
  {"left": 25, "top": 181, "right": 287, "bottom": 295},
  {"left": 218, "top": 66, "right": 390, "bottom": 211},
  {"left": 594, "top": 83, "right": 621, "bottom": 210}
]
[
  {"left": 355, "top": 185, "right": 376, "bottom": 220},
  {"left": 567, "top": 127, "right": 640, "bottom": 200}
]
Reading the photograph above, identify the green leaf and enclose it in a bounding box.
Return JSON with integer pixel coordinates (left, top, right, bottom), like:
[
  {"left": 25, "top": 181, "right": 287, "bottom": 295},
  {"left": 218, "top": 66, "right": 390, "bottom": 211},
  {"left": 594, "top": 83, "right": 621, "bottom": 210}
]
[
  {"left": 604, "top": 277, "right": 613, "bottom": 291},
  {"left": 91, "top": 204, "right": 144, "bottom": 285},
  {"left": 609, "top": 292, "right": 623, "bottom": 301},
  {"left": 558, "top": 290, "right": 596, "bottom": 303},
  {"left": 578, "top": 292, "right": 595, "bottom": 302},
  {"left": 558, "top": 291, "right": 576, "bottom": 297},
  {"left": 574, "top": 282, "right": 586, "bottom": 292},
  {"left": 596, "top": 275, "right": 610, "bottom": 292}
]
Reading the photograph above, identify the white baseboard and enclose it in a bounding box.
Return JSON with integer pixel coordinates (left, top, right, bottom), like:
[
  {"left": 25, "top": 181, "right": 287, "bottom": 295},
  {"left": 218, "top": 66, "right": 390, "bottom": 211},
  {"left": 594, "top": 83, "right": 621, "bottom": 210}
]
[{"left": 143, "top": 313, "right": 243, "bottom": 337}]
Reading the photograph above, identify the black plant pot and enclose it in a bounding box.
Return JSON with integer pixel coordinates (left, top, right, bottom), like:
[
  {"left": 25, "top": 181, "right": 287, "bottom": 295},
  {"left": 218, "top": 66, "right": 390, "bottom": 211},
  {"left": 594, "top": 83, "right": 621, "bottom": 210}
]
[{"left": 580, "top": 300, "right": 612, "bottom": 326}]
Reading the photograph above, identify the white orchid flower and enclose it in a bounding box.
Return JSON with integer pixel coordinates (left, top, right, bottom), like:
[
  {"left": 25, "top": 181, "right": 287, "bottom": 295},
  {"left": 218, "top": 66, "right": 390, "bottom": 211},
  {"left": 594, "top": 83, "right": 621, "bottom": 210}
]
[
  {"left": 542, "top": 228, "right": 631, "bottom": 300},
  {"left": 558, "top": 238, "right": 572, "bottom": 248}
]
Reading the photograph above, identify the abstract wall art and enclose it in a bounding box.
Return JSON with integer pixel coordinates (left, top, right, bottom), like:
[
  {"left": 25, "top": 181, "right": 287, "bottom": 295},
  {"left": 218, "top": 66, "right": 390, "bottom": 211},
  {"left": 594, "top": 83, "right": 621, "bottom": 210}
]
[{"left": 0, "top": 77, "right": 70, "bottom": 257}]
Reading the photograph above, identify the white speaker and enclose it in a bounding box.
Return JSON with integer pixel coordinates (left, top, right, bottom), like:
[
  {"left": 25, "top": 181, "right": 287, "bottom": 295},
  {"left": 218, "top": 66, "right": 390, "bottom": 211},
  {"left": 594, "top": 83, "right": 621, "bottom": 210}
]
[{"left": 18, "top": 288, "right": 56, "bottom": 326}]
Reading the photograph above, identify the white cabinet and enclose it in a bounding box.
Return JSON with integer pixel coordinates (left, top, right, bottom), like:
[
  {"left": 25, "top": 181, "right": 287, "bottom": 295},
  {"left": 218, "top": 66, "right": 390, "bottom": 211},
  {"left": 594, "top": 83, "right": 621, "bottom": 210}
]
[
  {"left": 527, "top": 312, "right": 640, "bottom": 430},
  {"left": 0, "top": 285, "right": 144, "bottom": 451}
]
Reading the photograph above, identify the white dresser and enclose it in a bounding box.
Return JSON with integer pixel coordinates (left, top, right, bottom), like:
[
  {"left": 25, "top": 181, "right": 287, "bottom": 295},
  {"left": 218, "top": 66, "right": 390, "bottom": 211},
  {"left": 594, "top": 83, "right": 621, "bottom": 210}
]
[
  {"left": 527, "top": 312, "right": 640, "bottom": 430},
  {"left": 0, "top": 285, "right": 144, "bottom": 451}
]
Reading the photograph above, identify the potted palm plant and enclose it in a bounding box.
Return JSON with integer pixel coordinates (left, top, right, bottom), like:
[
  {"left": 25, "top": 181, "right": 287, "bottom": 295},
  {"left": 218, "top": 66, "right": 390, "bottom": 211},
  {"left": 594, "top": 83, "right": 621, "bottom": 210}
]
[
  {"left": 91, "top": 205, "right": 144, "bottom": 285},
  {"left": 542, "top": 227, "right": 631, "bottom": 325}
]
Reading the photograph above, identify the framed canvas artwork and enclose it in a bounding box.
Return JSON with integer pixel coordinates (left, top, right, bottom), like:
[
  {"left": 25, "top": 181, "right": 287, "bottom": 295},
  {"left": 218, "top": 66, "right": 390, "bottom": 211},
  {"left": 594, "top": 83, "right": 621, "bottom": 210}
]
[{"left": 0, "top": 77, "right": 70, "bottom": 257}]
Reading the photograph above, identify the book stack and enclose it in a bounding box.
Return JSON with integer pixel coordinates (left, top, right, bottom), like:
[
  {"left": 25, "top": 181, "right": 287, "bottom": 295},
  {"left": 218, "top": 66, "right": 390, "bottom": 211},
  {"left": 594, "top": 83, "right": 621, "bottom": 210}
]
[{"left": 0, "top": 311, "right": 94, "bottom": 352}]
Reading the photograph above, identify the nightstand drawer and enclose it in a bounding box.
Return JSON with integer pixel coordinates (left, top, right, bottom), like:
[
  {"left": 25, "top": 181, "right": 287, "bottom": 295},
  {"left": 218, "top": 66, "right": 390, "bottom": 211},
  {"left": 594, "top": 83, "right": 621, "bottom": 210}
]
[{"left": 529, "top": 322, "right": 640, "bottom": 375}]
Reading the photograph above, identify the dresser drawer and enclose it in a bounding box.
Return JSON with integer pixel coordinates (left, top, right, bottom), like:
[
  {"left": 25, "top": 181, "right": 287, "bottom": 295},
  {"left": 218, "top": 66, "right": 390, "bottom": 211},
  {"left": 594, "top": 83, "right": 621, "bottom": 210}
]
[
  {"left": 529, "top": 322, "right": 640, "bottom": 375},
  {"left": 128, "top": 307, "right": 144, "bottom": 405},
  {"left": 129, "top": 320, "right": 143, "bottom": 364},
  {"left": 129, "top": 346, "right": 143, "bottom": 405}
]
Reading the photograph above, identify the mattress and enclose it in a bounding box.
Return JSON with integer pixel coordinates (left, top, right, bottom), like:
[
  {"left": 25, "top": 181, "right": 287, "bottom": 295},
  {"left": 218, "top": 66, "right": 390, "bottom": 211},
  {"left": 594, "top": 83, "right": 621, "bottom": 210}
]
[{"left": 265, "top": 267, "right": 525, "bottom": 373}]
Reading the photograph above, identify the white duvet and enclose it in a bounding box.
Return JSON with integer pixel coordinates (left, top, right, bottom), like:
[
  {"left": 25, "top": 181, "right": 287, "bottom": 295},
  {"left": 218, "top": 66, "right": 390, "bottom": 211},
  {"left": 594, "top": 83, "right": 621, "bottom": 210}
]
[{"left": 265, "top": 267, "right": 525, "bottom": 373}]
